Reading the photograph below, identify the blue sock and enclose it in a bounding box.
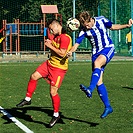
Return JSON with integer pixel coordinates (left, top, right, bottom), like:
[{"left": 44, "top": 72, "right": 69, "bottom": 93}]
[
  {"left": 97, "top": 83, "right": 111, "bottom": 108},
  {"left": 89, "top": 68, "right": 101, "bottom": 92}
]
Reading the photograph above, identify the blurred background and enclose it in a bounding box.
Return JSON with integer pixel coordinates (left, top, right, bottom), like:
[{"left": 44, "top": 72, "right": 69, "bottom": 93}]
[{"left": 0, "top": 0, "right": 132, "bottom": 60}]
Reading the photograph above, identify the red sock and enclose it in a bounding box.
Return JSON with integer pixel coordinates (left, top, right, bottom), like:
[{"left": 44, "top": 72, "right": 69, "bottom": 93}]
[
  {"left": 26, "top": 79, "right": 37, "bottom": 98},
  {"left": 52, "top": 94, "right": 60, "bottom": 113}
]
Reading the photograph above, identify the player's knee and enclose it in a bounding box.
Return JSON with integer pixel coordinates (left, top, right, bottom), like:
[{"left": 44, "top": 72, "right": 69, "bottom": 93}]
[
  {"left": 94, "top": 56, "right": 106, "bottom": 68},
  {"left": 50, "top": 91, "right": 58, "bottom": 96},
  {"left": 30, "top": 72, "right": 40, "bottom": 80},
  {"left": 31, "top": 73, "right": 37, "bottom": 80},
  {"left": 50, "top": 86, "right": 58, "bottom": 96},
  {"left": 97, "top": 80, "right": 103, "bottom": 86},
  {"left": 94, "top": 61, "right": 101, "bottom": 68}
]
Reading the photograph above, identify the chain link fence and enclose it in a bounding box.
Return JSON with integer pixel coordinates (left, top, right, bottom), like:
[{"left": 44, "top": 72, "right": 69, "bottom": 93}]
[
  {"left": 0, "top": 0, "right": 132, "bottom": 61},
  {"left": 78, "top": 0, "right": 132, "bottom": 57}
]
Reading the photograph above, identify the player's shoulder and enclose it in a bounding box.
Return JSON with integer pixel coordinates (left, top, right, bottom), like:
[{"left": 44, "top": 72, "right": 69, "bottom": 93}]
[
  {"left": 95, "top": 16, "right": 106, "bottom": 21},
  {"left": 95, "top": 16, "right": 110, "bottom": 24},
  {"left": 61, "top": 33, "right": 71, "bottom": 38},
  {"left": 60, "top": 34, "right": 72, "bottom": 41}
]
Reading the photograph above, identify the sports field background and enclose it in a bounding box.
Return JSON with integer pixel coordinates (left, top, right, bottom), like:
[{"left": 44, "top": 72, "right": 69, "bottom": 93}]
[
  {"left": 0, "top": 60, "right": 133, "bottom": 133},
  {"left": 0, "top": 0, "right": 133, "bottom": 132},
  {"left": 0, "top": 0, "right": 133, "bottom": 57}
]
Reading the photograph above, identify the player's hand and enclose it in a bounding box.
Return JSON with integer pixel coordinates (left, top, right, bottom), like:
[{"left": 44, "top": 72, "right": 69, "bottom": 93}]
[
  {"left": 45, "top": 39, "right": 52, "bottom": 48},
  {"left": 67, "top": 51, "right": 72, "bottom": 57},
  {"left": 128, "top": 19, "right": 133, "bottom": 27}
]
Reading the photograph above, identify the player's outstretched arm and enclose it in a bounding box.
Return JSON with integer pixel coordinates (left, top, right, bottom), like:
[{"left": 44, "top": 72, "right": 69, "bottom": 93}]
[
  {"left": 67, "top": 43, "right": 79, "bottom": 57},
  {"left": 110, "top": 19, "right": 133, "bottom": 30}
]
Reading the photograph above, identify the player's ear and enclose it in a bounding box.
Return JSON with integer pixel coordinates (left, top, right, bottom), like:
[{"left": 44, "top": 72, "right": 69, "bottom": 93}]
[{"left": 90, "top": 18, "right": 93, "bottom": 22}]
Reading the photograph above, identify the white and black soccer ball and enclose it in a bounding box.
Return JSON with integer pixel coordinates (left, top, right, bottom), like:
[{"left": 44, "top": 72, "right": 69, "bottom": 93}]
[{"left": 66, "top": 18, "right": 80, "bottom": 31}]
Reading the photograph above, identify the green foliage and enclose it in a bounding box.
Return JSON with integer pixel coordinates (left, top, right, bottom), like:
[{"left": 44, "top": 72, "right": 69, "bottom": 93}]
[
  {"left": 0, "top": 0, "right": 131, "bottom": 24},
  {"left": 0, "top": 0, "right": 96, "bottom": 23},
  {"left": 99, "top": 0, "right": 131, "bottom": 24},
  {"left": 0, "top": 0, "right": 131, "bottom": 55}
]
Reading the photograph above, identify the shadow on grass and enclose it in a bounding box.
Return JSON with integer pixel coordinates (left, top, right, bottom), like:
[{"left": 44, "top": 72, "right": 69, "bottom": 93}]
[
  {"left": 1, "top": 106, "right": 99, "bottom": 127},
  {"left": 122, "top": 86, "right": 133, "bottom": 90}
]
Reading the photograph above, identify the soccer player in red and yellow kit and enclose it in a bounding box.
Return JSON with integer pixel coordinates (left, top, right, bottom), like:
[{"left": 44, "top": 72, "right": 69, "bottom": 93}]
[{"left": 16, "top": 19, "right": 72, "bottom": 127}]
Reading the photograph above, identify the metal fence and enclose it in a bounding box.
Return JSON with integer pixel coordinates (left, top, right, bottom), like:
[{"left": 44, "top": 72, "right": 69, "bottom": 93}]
[
  {"left": 0, "top": 0, "right": 133, "bottom": 61},
  {"left": 77, "top": 0, "right": 133, "bottom": 57}
]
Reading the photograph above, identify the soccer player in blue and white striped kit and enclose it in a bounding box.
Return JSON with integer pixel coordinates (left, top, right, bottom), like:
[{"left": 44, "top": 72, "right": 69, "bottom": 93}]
[{"left": 67, "top": 11, "right": 133, "bottom": 118}]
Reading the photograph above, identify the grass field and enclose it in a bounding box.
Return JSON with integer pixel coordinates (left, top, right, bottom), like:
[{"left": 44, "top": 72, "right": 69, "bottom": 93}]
[{"left": 0, "top": 61, "right": 133, "bottom": 133}]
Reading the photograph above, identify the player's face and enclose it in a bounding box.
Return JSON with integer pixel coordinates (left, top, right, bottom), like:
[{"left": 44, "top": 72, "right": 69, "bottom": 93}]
[
  {"left": 83, "top": 18, "right": 94, "bottom": 29},
  {"left": 49, "top": 23, "right": 59, "bottom": 35}
]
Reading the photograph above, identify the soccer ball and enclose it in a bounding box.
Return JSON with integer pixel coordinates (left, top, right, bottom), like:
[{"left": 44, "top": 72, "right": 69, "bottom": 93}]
[{"left": 66, "top": 18, "right": 80, "bottom": 31}]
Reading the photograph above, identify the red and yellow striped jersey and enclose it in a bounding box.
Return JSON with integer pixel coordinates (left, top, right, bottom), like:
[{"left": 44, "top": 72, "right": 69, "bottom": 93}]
[{"left": 48, "top": 34, "right": 72, "bottom": 70}]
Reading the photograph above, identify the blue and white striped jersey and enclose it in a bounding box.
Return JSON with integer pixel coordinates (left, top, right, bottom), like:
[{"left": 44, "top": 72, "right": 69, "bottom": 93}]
[{"left": 76, "top": 16, "right": 114, "bottom": 55}]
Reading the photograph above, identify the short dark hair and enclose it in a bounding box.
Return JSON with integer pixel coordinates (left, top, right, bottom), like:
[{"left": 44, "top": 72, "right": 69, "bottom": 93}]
[
  {"left": 47, "top": 19, "right": 61, "bottom": 26},
  {"left": 47, "top": 19, "right": 67, "bottom": 34}
]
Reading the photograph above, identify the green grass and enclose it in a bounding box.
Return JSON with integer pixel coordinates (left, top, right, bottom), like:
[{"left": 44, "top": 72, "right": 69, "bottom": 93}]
[{"left": 0, "top": 61, "right": 133, "bottom": 133}]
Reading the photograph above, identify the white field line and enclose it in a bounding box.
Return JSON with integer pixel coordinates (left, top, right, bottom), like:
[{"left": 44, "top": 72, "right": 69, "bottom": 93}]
[{"left": 0, "top": 106, "right": 34, "bottom": 133}]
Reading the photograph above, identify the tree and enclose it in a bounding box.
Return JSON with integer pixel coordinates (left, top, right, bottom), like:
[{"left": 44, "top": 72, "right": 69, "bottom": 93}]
[{"left": 0, "top": 0, "right": 131, "bottom": 26}]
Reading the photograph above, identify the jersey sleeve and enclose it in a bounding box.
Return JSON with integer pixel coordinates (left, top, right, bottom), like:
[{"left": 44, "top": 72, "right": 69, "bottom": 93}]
[
  {"left": 76, "top": 31, "right": 86, "bottom": 44},
  {"left": 102, "top": 16, "right": 113, "bottom": 29},
  {"left": 60, "top": 34, "right": 71, "bottom": 49}
]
